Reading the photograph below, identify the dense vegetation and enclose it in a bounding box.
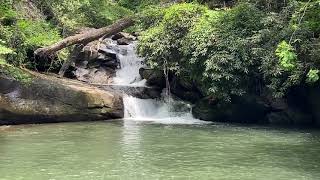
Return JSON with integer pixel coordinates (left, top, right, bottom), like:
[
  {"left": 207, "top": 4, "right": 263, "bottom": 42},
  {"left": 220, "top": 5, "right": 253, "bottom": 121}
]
[
  {"left": 1, "top": 0, "right": 319, "bottom": 101},
  {"left": 137, "top": 0, "right": 320, "bottom": 100}
]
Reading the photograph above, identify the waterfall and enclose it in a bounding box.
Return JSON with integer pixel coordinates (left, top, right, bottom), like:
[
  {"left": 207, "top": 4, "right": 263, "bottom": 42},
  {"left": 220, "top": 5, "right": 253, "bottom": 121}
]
[
  {"left": 109, "top": 40, "right": 206, "bottom": 124},
  {"left": 112, "top": 42, "right": 146, "bottom": 86}
]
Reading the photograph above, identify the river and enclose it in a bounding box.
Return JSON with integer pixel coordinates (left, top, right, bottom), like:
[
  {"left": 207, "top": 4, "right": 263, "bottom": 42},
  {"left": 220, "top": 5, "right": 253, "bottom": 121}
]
[
  {"left": 0, "top": 40, "right": 319, "bottom": 180},
  {"left": 0, "top": 121, "right": 320, "bottom": 180}
]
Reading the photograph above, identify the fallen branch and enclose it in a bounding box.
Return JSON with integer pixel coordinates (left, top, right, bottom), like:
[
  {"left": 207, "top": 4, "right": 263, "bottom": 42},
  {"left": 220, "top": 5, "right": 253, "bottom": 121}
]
[{"left": 34, "top": 17, "right": 135, "bottom": 56}]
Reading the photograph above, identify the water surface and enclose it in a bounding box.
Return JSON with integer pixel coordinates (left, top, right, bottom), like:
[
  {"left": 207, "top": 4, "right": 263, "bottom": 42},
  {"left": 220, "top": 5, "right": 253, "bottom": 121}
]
[{"left": 0, "top": 121, "right": 319, "bottom": 180}]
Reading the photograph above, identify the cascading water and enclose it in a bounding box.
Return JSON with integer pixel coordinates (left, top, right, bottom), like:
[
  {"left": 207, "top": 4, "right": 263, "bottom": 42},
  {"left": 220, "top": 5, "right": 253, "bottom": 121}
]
[
  {"left": 109, "top": 40, "right": 206, "bottom": 124},
  {"left": 112, "top": 42, "right": 146, "bottom": 86}
]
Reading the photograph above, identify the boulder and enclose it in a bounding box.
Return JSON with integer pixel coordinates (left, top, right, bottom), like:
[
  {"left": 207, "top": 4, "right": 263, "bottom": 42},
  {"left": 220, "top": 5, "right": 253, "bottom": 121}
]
[
  {"left": 0, "top": 67, "right": 123, "bottom": 125},
  {"left": 266, "top": 112, "right": 291, "bottom": 125},
  {"left": 112, "top": 32, "right": 137, "bottom": 41},
  {"left": 266, "top": 109, "right": 313, "bottom": 125},
  {"left": 69, "top": 41, "right": 119, "bottom": 83},
  {"left": 99, "top": 85, "right": 162, "bottom": 99},
  {"left": 117, "top": 37, "right": 131, "bottom": 45},
  {"left": 170, "top": 76, "right": 203, "bottom": 103},
  {"left": 192, "top": 95, "right": 269, "bottom": 123},
  {"left": 307, "top": 83, "right": 320, "bottom": 126},
  {"left": 192, "top": 97, "right": 229, "bottom": 122},
  {"left": 111, "top": 32, "right": 136, "bottom": 45},
  {"left": 139, "top": 68, "right": 166, "bottom": 88},
  {"left": 74, "top": 67, "right": 115, "bottom": 84}
]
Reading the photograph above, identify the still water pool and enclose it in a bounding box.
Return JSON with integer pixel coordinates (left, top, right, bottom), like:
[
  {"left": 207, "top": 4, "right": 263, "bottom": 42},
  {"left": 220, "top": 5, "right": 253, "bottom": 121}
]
[{"left": 0, "top": 120, "right": 319, "bottom": 180}]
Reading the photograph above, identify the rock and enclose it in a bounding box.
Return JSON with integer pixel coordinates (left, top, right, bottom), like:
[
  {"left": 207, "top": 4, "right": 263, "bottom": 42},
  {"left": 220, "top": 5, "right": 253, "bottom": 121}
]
[
  {"left": 266, "top": 112, "right": 291, "bottom": 125},
  {"left": 192, "top": 97, "right": 229, "bottom": 122},
  {"left": 0, "top": 68, "right": 123, "bottom": 125},
  {"left": 170, "top": 76, "right": 203, "bottom": 103},
  {"left": 266, "top": 109, "right": 313, "bottom": 125},
  {"left": 80, "top": 41, "right": 100, "bottom": 61},
  {"left": 139, "top": 68, "right": 166, "bottom": 88},
  {"left": 99, "top": 85, "right": 162, "bottom": 99},
  {"left": 112, "top": 32, "right": 136, "bottom": 41},
  {"left": 307, "top": 83, "right": 320, "bottom": 126},
  {"left": 286, "top": 108, "right": 313, "bottom": 125},
  {"left": 117, "top": 37, "right": 131, "bottom": 45},
  {"left": 98, "top": 48, "right": 118, "bottom": 59},
  {"left": 111, "top": 32, "right": 136, "bottom": 45},
  {"left": 192, "top": 95, "right": 269, "bottom": 123},
  {"left": 69, "top": 41, "right": 119, "bottom": 84},
  {"left": 74, "top": 67, "right": 115, "bottom": 84}
]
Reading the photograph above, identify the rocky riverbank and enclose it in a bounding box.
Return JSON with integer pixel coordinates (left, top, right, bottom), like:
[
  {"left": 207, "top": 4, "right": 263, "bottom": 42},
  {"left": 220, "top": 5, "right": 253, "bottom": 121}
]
[
  {"left": 0, "top": 67, "right": 123, "bottom": 125},
  {"left": 139, "top": 67, "right": 320, "bottom": 126}
]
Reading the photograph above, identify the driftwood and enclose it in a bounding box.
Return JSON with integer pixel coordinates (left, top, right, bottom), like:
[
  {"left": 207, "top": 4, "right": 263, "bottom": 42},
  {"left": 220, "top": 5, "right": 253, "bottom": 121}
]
[{"left": 34, "top": 17, "right": 135, "bottom": 56}]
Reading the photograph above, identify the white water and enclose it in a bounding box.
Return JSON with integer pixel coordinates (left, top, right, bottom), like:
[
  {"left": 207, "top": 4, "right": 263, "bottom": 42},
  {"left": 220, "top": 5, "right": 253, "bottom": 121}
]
[
  {"left": 110, "top": 40, "right": 206, "bottom": 124},
  {"left": 111, "top": 42, "right": 146, "bottom": 86}
]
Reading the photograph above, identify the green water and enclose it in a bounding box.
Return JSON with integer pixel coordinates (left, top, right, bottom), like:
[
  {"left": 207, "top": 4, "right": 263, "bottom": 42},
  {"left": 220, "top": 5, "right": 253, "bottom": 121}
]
[{"left": 0, "top": 120, "right": 319, "bottom": 180}]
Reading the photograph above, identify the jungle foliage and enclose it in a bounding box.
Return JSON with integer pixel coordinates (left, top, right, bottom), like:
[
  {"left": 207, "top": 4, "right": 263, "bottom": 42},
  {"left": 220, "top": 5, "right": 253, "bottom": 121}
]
[
  {"left": 0, "top": 0, "right": 319, "bottom": 100},
  {"left": 137, "top": 0, "right": 320, "bottom": 100}
]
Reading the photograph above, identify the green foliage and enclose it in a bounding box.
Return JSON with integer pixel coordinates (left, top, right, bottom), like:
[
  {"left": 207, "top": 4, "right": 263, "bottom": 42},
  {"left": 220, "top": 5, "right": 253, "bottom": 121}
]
[
  {"left": 0, "top": 0, "right": 17, "bottom": 25},
  {"left": 138, "top": 1, "right": 320, "bottom": 100},
  {"left": 16, "top": 20, "right": 61, "bottom": 47},
  {"left": 0, "top": 0, "right": 133, "bottom": 72},
  {"left": 0, "top": 39, "right": 13, "bottom": 64},
  {"left": 37, "top": 0, "right": 133, "bottom": 30},
  {"left": 276, "top": 41, "right": 297, "bottom": 71},
  {"left": 137, "top": 5, "right": 165, "bottom": 29},
  {"left": 138, "top": 3, "right": 265, "bottom": 100},
  {"left": 79, "top": 0, "right": 133, "bottom": 28},
  {"left": 1, "top": 19, "right": 63, "bottom": 69},
  {"left": 0, "top": 63, "right": 32, "bottom": 84},
  {"left": 0, "top": 40, "right": 13, "bottom": 55},
  {"left": 307, "top": 69, "right": 319, "bottom": 83},
  {"left": 117, "top": 0, "right": 160, "bottom": 11},
  {"left": 138, "top": 3, "right": 208, "bottom": 90}
]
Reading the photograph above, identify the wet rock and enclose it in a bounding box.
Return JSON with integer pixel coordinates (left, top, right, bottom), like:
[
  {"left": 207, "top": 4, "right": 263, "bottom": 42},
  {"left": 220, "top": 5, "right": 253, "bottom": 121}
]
[
  {"left": 192, "top": 97, "right": 227, "bottom": 121},
  {"left": 266, "top": 112, "right": 291, "bottom": 125},
  {"left": 0, "top": 68, "right": 124, "bottom": 125},
  {"left": 111, "top": 32, "right": 136, "bottom": 45},
  {"left": 193, "top": 95, "right": 269, "bottom": 123},
  {"left": 99, "top": 85, "right": 162, "bottom": 99},
  {"left": 307, "top": 83, "right": 320, "bottom": 126},
  {"left": 68, "top": 40, "right": 119, "bottom": 84},
  {"left": 139, "top": 68, "right": 166, "bottom": 88},
  {"left": 112, "top": 32, "right": 136, "bottom": 41},
  {"left": 266, "top": 109, "right": 313, "bottom": 125},
  {"left": 117, "top": 37, "right": 131, "bottom": 45},
  {"left": 74, "top": 67, "right": 115, "bottom": 84},
  {"left": 170, "top": 76, "right": 203, "bottom": 103}
]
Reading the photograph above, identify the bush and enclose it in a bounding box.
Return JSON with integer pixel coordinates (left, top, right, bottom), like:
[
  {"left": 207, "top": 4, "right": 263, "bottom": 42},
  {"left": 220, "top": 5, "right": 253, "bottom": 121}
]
[
  {"left": 138, "top": 3, "right": 264, "bottom": 100},
  {"left": 138, "top": 1, "right": 319, "bottom": 100}
]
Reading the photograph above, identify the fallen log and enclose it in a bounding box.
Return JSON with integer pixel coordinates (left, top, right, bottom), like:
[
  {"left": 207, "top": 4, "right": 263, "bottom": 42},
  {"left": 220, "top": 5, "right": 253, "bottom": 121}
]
[{"left": 34, "top": 17, "right": 135, "bottom": 56}]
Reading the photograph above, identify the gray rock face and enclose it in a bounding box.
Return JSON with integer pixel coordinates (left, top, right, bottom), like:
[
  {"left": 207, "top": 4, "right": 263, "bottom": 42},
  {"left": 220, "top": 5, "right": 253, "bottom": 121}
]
[
  {"left": 139, "top": 68, "right": 166, "bottom": 88},
  {"left": 0, "top": 69, "right": 124, "bottom": 125},
  {"left": 68, "top": 40, "right": 120, "bottom": 84},
  {"left": 99, "top": 85, "right": 161, "bottom": 99},
  {"left": 308, "top": 84, "right": 320, "bottom": 126},
  {"left": 192, "top": 95, "right": 269, "bottom": 123}
]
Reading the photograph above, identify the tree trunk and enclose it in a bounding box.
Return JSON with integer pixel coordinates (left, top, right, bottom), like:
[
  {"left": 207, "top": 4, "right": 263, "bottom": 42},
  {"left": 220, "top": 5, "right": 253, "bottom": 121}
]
[
  {"left": 34, "top": 17, "right": 135, "bottom": 57},
  {"left": 58, "top": 45, "right": 83, "bottom": 77}
]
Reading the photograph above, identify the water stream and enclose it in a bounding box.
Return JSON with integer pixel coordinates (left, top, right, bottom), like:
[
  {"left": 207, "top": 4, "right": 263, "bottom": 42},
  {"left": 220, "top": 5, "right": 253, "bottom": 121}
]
[{"left": 109, "top": 41, "right": 205, "bottom": 124}]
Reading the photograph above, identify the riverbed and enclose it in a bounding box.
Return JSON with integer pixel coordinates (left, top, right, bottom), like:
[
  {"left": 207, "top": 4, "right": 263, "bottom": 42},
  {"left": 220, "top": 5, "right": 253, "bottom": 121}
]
[{"left": 0, "top": 120, "right": 319, "bottom": 180}]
